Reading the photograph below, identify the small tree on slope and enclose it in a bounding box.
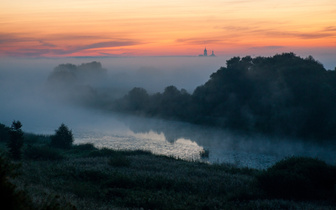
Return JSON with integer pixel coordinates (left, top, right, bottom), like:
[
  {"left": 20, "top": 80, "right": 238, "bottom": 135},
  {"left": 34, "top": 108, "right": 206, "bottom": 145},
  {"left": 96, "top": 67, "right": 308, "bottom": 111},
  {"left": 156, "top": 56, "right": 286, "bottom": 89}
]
[
  {"left": 7, "top": 121, "right": 24, "bottom": 160},
  {"left": 50, "top": 123, "right": 73, "bottom": 149}
]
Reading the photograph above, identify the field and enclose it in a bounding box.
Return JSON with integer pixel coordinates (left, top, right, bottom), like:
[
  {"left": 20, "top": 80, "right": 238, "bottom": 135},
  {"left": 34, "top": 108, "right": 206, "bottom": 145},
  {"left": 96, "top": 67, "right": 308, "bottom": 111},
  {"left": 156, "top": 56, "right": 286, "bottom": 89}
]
[{"left": 1, "top": 133, "right": 336, "bottom": 209}]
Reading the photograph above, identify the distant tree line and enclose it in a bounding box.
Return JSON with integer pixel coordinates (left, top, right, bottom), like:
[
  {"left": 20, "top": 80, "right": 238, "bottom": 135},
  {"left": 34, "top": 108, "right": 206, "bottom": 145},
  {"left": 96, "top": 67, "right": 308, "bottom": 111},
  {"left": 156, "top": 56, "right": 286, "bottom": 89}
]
[
  {"left": 112, "top": 53, "right": 336, "bottom": 140},
  {"left": 0, "top": 122, "right": 73, "bottom": 160},
  {"left": 46, "top": 61, "right": 106, "bottom": 106}
]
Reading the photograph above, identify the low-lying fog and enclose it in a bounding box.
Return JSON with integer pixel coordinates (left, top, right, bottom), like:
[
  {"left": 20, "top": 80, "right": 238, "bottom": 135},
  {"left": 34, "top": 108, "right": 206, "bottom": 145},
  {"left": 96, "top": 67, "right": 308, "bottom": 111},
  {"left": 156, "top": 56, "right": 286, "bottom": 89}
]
[{"left": 1, "top": 56, "right": 336, "bottom": 169}]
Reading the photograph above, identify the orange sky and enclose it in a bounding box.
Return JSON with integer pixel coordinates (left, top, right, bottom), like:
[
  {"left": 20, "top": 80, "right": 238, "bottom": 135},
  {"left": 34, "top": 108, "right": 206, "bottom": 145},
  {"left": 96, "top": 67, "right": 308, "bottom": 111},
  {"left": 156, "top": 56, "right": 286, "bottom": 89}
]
[{"left": 1, "top": 0, "right": 336, "bottom": 57}]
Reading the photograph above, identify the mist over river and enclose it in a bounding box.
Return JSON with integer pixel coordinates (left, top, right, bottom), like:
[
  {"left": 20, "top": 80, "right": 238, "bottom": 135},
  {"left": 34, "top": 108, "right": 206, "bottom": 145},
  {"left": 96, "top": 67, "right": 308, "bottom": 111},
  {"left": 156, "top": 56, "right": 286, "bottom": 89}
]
[
  {"left": 1, "top": 56, "right": 336, "bottom": 169},
  {"left": 2, "top": 104, "right": 336, "bottom": 169}
]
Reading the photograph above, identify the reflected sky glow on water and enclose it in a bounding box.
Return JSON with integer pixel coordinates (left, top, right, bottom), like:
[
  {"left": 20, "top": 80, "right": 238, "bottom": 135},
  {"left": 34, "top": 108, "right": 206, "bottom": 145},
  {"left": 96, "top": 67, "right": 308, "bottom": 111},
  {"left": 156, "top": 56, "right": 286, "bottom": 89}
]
[
  {"left": 74, "top": 127, "right": 203, "bottom": 162},
  {"left": 2, "top": 57, "right": 336, "bottom": 169},
  {"left": 57, "top": 110, "right": 336, "bottom": 169},
  {"left": 2, "top": 103, "right": 336, "bottom": 169}
]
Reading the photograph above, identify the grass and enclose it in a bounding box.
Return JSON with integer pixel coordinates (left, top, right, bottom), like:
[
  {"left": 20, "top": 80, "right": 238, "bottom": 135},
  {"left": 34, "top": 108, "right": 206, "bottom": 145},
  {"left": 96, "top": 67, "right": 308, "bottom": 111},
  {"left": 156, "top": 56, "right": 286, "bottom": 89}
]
[{"left": 0, "top": 132, "right": 336, "bottom": 209}]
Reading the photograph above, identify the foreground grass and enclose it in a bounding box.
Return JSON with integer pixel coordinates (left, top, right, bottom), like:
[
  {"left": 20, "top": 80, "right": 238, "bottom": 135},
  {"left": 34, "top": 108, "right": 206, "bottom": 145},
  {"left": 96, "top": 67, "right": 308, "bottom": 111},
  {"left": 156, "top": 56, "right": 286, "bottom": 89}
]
[{"left": 1, "top": 135, "right": 336, "bottom": 209}]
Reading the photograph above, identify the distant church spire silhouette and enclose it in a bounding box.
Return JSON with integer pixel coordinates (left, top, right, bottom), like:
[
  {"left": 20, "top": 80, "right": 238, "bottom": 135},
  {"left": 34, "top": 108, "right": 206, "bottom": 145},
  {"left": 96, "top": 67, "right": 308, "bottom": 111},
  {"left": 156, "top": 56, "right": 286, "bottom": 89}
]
[
  {"left": 199, "top": 46, "right": 215, "bottom": 57},
  {"left": 204, "top": 47, "right": 208, "bottom": 56}
]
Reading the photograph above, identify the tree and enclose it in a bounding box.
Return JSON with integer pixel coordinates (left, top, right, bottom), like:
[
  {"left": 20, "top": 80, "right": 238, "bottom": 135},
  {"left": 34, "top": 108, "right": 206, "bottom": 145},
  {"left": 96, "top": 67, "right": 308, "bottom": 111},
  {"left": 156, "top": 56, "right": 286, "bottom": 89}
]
[
  {"left": 7, "top": 121, "right": 24, "bottom": 160},
  {"left": 50, "top": 124, "right": 73, "bottom": 149},
  {"left": 0, "top": 123, "right": 10, "bottom": 142}
]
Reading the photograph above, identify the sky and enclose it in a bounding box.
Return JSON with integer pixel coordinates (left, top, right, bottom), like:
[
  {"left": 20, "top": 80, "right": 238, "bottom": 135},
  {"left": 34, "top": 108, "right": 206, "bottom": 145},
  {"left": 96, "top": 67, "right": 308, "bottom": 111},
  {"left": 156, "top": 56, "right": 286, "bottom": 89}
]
[{"left": 1, "top": 0, "right": 336, "bottom": 60}]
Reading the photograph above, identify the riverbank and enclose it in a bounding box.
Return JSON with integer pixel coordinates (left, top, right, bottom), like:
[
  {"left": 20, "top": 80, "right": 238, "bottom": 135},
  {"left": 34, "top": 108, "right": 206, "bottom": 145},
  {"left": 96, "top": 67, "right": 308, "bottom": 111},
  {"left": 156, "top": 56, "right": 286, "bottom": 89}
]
[{"left": 0, "top": 132, "right": 335, "bottom": 209}]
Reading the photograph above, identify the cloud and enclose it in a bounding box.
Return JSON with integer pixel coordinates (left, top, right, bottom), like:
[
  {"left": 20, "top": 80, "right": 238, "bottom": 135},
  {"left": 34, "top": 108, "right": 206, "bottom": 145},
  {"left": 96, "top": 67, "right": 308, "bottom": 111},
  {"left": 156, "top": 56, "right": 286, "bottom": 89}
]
[
  {"left": 79, "top": 41, "right": 140, "bottom": 51},
  {"left": 0, "top": 33, "right": 35, "bottom": 44},
  {"left": 220, "top": 25, "right": 336, "bottom": 40},
  {"left": 0, "top": 31, "right": 141, "bottom": 57},
  {"left": 323, "top": 26, "right": 336, "bottom": 32},
  {"left": 175, "top": 38, "right": 222, "bottom": 45},
  {"left": 39, "top": 40, "right": 57, "bottom": 47},
  {"left": 5, "top": 49, "right": 55, "bottom": 57},
  {"left": 249, "top": 46, "right": 284, "bottom": 50}
]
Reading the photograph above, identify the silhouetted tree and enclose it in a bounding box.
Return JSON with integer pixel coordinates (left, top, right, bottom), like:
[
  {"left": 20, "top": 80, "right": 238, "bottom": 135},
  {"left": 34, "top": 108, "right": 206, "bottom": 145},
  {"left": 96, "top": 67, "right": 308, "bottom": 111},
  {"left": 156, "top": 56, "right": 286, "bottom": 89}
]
[
  {"left": 7, "top": 121, "right": 24, "bottom": 160},
  {"left": 112, "top": 53, "right": 336, "bottom": 140},
  {"left": 0, "top": 123, "right": 10, "bottom": 142},
  {"left": 50, "top": 124, "right": 73, "bottom": 149}
]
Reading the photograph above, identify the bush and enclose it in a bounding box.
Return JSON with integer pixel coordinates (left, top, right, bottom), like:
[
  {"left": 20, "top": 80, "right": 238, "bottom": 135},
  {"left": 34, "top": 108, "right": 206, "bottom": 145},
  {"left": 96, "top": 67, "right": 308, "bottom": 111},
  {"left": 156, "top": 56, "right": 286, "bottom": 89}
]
[
  {"left": 0, "top": 154, "right": 33, "bottom": 209},
  {"left": 7, "top": 121, "right": 24, "bottom": 160},
  {"left": 200, "top": 148, "right": 209, "bottom": 159},
  {"left": 0, "top": 123, "right": 9, "bottom": 142},
  {"left": 257, "top": 157, "right": 336, "bottom": 200},
  {"left": 24, "top": 145, "right": 63, "bottom": 161},
  {"left": 108, "top": 155, "right": 131, "bottom": 167},
  {"left": 72, "top": 143, "right": 96, "bottom": 151},
  {"left": 50, "top": 124, "right": 73, "bottom": 149},
  {"left": 24, "top": 133, "right": 51, "bottom": 144},
  {"left": 87, "top": 148, "right": 118, "bottom": 157}
]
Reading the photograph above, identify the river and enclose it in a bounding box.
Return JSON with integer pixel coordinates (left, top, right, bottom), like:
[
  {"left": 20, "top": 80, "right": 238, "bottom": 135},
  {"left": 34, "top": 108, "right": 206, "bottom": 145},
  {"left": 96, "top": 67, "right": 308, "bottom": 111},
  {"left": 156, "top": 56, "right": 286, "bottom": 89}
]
[{"left": 1, "top": 56, "right": 336, "bottom": 169}]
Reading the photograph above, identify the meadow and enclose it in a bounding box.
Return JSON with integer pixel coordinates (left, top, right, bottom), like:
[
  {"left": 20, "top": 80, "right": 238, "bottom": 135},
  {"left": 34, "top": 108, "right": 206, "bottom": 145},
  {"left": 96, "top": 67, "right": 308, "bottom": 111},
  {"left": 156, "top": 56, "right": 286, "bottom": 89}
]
[{"left": 1, "top": 131, "right": 336, "bottom": 209}]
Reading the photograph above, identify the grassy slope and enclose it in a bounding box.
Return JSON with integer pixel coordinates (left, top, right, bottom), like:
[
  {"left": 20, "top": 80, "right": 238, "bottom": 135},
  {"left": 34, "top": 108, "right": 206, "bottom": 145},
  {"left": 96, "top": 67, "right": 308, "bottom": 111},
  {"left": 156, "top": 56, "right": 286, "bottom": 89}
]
[{"left": 1, "top": 136, "right": 335, "bottom": 209}]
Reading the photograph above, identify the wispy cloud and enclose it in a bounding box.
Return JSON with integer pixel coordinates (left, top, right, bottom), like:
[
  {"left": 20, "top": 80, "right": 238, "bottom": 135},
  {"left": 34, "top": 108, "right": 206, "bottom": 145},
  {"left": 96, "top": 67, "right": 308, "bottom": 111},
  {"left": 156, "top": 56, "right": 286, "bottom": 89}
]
[
  {"left": 175, "top": 38, "right": 223, "bottom": 45},
  {"left": 78, "top": 41, "right": 140, "bottom": 51},
  {"left": 39, "top": 40, "right": 57, "bottom": 47},
  {"left": 323, "top": 26, "right": 336, "bottom": 32},
  {"left": 0, "top": 32, "right": 141, "bottom": 57},
  {"left": 0, "top": 33, "right": 35, "bottom": 44},
  {"left": 249, "top": 46, "right": 284, "bottom": 50},
  {"left": 221, "top": 26, "right": 336, "bottom": 40}
]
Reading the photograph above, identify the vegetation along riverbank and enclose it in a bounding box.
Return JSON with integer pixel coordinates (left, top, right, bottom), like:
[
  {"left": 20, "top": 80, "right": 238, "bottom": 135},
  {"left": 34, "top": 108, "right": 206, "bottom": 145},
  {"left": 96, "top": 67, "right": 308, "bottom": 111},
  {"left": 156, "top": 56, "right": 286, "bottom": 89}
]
[{"left": 1, "top": 122, "right": 336, "bottom": 209}]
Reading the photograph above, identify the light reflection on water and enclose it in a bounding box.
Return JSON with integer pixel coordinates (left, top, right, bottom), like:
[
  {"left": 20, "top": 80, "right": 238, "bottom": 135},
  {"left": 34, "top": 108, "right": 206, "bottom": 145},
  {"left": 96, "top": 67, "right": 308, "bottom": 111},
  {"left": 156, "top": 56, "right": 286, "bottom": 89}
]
[
  {"left": 67, "top": 111, "right": 336, "bottom": 169},
  {"left": 75, "top": 129, "right": 203, "bottom": 162},
  {"left": 2, "top": 57, "right": 336, "bottom": 169},
  {"left": 4, "top": 103, "right": 336, "bottom": 169}
]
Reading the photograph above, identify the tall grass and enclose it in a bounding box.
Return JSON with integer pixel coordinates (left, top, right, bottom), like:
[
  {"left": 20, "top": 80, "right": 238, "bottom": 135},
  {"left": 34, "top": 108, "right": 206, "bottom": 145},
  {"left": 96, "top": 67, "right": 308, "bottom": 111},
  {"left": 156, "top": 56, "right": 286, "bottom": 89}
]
[{"left": 0, "top": 132, "right": 335, "bottom": 209}]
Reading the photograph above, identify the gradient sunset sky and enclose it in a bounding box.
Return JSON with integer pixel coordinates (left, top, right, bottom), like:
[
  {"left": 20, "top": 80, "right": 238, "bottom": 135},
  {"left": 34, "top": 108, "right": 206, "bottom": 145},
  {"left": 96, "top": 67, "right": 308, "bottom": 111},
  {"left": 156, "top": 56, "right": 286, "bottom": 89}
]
[{"left": 1, "top": 0, "right": 336, "bottom": 58}]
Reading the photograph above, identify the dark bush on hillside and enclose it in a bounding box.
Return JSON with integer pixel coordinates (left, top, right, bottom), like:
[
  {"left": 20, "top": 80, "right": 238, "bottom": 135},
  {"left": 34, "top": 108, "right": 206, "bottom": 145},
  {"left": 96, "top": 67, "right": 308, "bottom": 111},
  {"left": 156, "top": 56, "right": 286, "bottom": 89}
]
[
  {"left": 24, "top": 145, "right": 63, "bottom": 161},
  {"left": 108, "top": 155, "right": 131, "bottom": 167},
  {"left": 7, "top": 121, "right": 24, "bottom": 160},
  {"left": 24, "top": 133, "right": 51, "bottom": 144},
  {"left": 72, "top": 143, "right": 97, "bottom": 151},
  {"left": 50, "top": 124, "right": 73, "bottom": 149},
  {"left": 87, "top": 148, "right": 118, "bottom": 157},
  {"left": 0, "top": 123, "right": 9, "bottom": 142},
  {"left": 0, "top": 154, "right": 32, "bottom": 209},
  {"left": 257, "top": 157, "right": 336, "bottom": 200}
]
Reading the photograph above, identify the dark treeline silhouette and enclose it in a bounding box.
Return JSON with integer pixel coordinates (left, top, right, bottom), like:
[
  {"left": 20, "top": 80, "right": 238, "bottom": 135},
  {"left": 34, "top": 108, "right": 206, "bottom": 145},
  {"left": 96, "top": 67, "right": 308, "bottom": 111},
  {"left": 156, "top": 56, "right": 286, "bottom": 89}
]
[{"left": 112, "top": 53, "right": 336, "bottom": 141}]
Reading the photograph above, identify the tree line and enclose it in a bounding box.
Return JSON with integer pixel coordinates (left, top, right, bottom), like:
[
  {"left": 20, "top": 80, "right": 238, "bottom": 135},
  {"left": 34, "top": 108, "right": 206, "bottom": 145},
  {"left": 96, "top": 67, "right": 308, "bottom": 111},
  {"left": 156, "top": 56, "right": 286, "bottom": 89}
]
[
  {"left": 0, "top": 122, "right": 73, "bottom": 160},
  {"left": 112, "top": 53, "right": 336, "bottom": 141}
]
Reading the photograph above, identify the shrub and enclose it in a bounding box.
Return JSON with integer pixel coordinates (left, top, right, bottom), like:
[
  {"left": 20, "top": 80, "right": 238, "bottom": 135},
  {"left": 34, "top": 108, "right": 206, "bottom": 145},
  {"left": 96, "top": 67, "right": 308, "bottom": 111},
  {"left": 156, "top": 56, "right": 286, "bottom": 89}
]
[
  {"left": 108, "top": 155, "right": 131, "bottom": 167},
  {"left": 72, "top": 143, "right": 96, "bottom": 151},
  {"left": 257, "top": 157, "right": 336, "bottom": 200},
  {"left": 24, "top": 145, "right": 63, "bottom": 161},
  {"left": 0, "top": 154, "right": 33, "bottom": 209},
  {"left": 200, "top": 148, "right": 209, "bottom": 158},
  {"left": 24, "top": 133, "right": 51, "bottom": 144},
  {"left": 0, "top": 123, "right": 9, "bottom": 142},
  {"left": 87, "top": 148, "right": 118, "bottom": 157},
  {"left": 50, "top": 124, "right": 73, "bottom": 149},
  {"left": 7, "top": 121, "right": 24, "bottom": 160}
]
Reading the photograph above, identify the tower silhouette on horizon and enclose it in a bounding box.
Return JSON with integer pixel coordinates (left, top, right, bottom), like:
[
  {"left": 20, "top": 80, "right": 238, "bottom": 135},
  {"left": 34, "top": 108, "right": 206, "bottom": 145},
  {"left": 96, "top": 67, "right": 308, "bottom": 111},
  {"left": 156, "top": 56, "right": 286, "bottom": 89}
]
[{"left": 199, "top": 47, "right": 215, "bottom": 57}]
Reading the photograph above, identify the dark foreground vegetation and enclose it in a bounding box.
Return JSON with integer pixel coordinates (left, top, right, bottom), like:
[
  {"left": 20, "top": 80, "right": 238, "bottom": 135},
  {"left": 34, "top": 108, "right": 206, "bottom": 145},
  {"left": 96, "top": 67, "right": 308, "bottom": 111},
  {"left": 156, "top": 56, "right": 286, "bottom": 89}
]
[{"left": 1, "top": 123, "right": 336, "bottom": 209}]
